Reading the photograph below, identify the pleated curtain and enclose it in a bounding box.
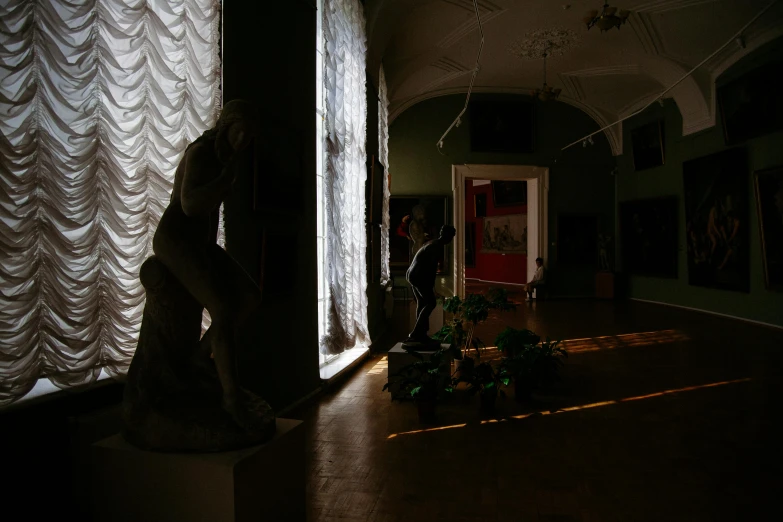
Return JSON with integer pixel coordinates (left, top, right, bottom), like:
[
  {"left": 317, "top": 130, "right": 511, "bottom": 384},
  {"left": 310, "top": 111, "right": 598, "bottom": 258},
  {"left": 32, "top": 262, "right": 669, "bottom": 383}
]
[
  {"left": 320, "top": 0, "right": 369, "bottom": 355},
  {"left": 0, "top": 0, "right": 221, "bottom": 406},
  {"left": 378, "top": 64, "right": 390, "bottom": 286}
]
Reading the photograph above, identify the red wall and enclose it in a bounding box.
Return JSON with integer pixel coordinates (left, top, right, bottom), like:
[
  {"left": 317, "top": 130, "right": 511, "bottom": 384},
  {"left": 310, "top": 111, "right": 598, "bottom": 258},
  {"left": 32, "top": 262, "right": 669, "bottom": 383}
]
[{"left": 464, "top": 181, "right": 528, "bottom": 284}]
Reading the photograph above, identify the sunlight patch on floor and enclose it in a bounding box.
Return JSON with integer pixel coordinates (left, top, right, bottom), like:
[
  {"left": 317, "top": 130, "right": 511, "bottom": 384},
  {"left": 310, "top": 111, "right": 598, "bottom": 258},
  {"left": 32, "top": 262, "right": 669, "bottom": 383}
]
[
  {"left": 366, "top": 356, "right": 388, "bottom": 375},
  {"left": 387, "top": 377, "right": 751, "bottom": 438},
  {"left": 561, "top": 329, "right": 690, "bottom": 353}
]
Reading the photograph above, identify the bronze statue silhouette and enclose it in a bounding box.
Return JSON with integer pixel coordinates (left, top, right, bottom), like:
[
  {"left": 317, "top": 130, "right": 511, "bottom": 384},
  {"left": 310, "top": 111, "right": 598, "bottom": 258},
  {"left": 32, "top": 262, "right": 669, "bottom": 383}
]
[
  {"left": 123, "top": 100, "right": 275, "bottom": 451},
  {"left": 404, "top": 225, "right": 456, "bottom": 348}
]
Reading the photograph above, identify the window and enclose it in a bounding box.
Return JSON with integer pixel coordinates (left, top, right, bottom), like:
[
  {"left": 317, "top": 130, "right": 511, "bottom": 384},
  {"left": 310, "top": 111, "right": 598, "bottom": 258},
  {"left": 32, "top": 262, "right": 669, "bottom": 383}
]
[
  {"left": 0, "top": 0, "right": 221, "bottom": 406},
  {"left": 317, "top": 0, "right": 370, "bottom": 377}
]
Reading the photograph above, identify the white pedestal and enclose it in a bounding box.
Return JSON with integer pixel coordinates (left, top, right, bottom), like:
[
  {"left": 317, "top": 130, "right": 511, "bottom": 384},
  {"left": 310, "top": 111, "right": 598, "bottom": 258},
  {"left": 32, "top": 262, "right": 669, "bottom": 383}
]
[
  {"left": 387, "top": 342, "right": 453, "bottom": 400},
  {"left": 92, "top": 418, "right": 305, "bottom": 522},
  {"left": 408, "top": 302, "right": 444, "bottom": 334}
]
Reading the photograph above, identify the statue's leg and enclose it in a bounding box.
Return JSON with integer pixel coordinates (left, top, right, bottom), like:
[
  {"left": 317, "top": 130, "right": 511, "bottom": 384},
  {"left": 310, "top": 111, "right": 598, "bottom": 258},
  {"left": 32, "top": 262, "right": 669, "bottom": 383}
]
[
  {"left": 410, "top": 285, "right": 436, "bottom": 339},
  {"left": 153, "top": 237, "right": 263, "bottom": 427}
]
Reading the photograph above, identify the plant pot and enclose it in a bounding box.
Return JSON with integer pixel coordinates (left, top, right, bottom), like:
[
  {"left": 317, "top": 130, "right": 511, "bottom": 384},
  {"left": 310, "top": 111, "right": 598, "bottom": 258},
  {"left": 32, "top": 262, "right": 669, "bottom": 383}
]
[
  {"left": 514, "top": 379, "right": 533, "bottom": 403},
  {"left": 416, "top": 399, "right": 437, "bottom": 423},
  {"left": 479, "top": 390, "right": 498, "bottom": 415}
]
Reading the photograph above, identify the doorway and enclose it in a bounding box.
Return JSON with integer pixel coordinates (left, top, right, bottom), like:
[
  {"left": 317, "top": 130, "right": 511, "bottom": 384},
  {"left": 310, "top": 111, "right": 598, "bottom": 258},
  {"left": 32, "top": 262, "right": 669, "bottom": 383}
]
[{"left": 452, "top": 165, "right": 549, "bottom": 298}]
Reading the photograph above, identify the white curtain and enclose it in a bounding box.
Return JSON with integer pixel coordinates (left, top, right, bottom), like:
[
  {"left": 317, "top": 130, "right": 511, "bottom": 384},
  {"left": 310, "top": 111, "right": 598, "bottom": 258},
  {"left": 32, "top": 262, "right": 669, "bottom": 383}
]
[
  {"left": 378, "top": 64, "right": 391, "bottom": 286},
  {"left": 320, "top": 0, "right": 369, "bottom": 355},
  {"left": 0, "top": 0, "right": 221, "bottom": 406}
]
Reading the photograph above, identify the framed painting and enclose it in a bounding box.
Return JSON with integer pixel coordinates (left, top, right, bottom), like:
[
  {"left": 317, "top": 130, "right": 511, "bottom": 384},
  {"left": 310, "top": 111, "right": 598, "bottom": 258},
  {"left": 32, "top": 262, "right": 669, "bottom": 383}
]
[
  {"left": 474, "top": 193, "right": 487, "bottom": 217},
  {"left": 465, "top": 222, "right": 476, "bottom": 268},
  {"left": 557, "top": 214, "right": 598, "bottom": 265},
  {"left": 754, "top": 166, "right": 783, "bottom": 291},
  {"left": 470, "top": 99, "right": 534, "bottom": 153},
  {"left": 683, "top": 147, "right": 749, "bottom": 292},
  {"left": 619, "top": 197, "right": 678, "bottom": 278},
  {"left": 492, "top": 180, "right": 527, "bottom": 207},
  {"left": 718, "top": 59, "right": 783, "bottom": 145},
  {"left": 389, "top": 196, "right": 449, "bottom": 273},
  {"left": 631, "top": 120, "right": 665, "bottom": 171},
  {"left": 481, "top": 214, "right": 527, "bottom": 254}
]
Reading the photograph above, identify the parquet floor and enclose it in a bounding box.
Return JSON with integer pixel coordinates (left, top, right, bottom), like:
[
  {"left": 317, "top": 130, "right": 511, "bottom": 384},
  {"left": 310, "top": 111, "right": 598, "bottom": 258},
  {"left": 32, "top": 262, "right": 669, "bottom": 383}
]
[{"left": 294, "top": 299, "right": 783, "bottom": 522}]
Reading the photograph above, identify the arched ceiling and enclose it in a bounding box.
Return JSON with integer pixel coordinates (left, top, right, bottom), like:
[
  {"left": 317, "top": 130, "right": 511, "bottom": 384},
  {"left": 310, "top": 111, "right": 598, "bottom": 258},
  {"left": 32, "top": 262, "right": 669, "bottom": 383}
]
[{"left": 366, "top": 0, "right": 783, "bottom": 155}]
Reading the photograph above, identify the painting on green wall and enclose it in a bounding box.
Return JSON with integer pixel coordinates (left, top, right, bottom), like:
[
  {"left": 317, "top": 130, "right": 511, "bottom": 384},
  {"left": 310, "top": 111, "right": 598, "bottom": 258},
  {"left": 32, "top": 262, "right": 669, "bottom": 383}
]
[
  {"left": 754, "top": 166, "right": 783, "bottom": 291},
  {"left": 389, "top": 196, "right": 449, "bottom": 274},
  {"left": 619, "top": 197, "right": 678, "bottom": 278},
  {"left": 718, "top": 59, "right": 783, "bottom": 145},
  {"left": 683, "top": 148, "right": 749, "bottom": 292}
]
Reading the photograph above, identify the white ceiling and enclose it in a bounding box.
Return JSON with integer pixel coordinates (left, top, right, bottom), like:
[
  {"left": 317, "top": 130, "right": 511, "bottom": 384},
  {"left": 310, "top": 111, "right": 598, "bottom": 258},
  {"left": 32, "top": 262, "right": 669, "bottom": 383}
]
[{"left": 365, "top": 0, "right": 783, "bottom": 154}]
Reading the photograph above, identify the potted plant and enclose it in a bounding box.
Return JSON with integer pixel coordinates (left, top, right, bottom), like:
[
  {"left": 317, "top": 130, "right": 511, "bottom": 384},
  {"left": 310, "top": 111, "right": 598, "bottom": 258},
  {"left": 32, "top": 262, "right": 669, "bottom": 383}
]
[
  {"left": 455, "top": 360, "right": 510, "bottom": 414},
  {"left": 495, "top": 327, "right": 541, "bottom": 358},
  {"left": 433, "top": 288, "right": 515, "bottom": 379},
  {"left": 383, "top": 345, "right": 459, "bottom": 422},
  {"left": 500, "top": 338, "right": 567, "bottom": 402}
]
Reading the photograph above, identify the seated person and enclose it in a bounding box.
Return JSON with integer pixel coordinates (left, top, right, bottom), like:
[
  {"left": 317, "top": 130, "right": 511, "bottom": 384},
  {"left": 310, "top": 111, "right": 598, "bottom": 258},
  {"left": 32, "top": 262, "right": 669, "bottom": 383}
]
[{"left": 523, "top": 257, "right": 546, "bottom": 300}]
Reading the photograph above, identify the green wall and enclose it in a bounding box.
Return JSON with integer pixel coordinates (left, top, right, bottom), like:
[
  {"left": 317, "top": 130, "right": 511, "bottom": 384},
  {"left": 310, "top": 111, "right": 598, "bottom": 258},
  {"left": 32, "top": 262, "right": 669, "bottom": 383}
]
[
  {"left": 616, "top": 41, "right": 783, "bottom": 328},
  {"left": 222, "top": 1, "right": 321, "bottom": 409},
  {"left": 389, "top": 93, "right": 617, "bottom": 296}
]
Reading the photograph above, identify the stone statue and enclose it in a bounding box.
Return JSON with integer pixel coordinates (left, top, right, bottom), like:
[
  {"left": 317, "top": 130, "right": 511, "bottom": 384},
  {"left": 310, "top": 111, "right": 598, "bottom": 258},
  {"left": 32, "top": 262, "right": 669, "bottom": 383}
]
[
  {"left": 404, "top": 225, "right": 456, "bottom": 348},
  {"left": 123, "top": 100, "right": 276, "bottom": 452}
]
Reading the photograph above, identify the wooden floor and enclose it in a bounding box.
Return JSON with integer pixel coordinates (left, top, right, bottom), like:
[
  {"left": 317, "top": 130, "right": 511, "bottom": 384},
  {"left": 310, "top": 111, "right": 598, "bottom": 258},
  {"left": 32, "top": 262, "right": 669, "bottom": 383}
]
[{"left": 293, "top": 299, "right": 783, "bottom": 522}]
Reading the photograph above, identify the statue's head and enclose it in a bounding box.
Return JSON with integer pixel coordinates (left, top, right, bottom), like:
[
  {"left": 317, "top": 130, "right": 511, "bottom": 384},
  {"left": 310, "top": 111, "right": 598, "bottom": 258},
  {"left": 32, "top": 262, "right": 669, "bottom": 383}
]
[
  {"left": 216, "top": 100, "right": 259, "bottom": 158},
  {"left": 439, "top": 225, "right": 457, "bottom": 244}
]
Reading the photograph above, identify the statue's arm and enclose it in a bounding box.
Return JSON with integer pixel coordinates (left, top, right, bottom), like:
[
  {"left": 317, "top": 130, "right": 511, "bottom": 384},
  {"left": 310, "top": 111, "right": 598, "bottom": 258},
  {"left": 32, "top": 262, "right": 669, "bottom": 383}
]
[{"left": 180, "top": 144, "right": 234, "bottom": 217}]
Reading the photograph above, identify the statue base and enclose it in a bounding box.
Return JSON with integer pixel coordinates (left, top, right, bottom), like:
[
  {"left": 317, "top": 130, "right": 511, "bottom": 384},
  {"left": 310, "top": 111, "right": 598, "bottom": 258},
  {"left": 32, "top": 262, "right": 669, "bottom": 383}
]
[
  {"left": 92, "top": 418, "right": 305, "bottom": 522},
  {"left": 387, "top": 342, "right": 453, "bottom": 400}
]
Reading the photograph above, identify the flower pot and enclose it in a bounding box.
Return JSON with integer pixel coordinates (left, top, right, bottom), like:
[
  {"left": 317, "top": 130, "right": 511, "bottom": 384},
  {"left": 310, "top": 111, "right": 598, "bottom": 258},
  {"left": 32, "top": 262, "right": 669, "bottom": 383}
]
[
  {"left": 479, "top": 390, "right": 498, "bottom": 415},
  {"left": 416, "top": 399, "right": 437, "bottom": 423}
]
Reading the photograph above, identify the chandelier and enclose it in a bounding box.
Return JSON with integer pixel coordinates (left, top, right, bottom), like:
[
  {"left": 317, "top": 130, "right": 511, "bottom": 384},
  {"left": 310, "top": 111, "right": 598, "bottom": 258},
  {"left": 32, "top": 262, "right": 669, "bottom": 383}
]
[
  {"left": 584, "top": 3, "right": 630, "bottom": 32},
  {"left": 530, "top": 48, "right": 561, "bottom": 102}
]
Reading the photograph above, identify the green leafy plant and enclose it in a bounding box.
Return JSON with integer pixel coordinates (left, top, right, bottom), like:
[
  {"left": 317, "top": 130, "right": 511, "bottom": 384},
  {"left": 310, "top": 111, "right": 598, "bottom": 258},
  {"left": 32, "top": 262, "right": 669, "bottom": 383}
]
[
  {"left": 457, "top": 361, "right": 510, "bottom": 397},
  {"left": 382, "top": 345, "right": 460, "bottom": 401},
  {"left": 495, "top": 327, "right": 541, "bottom": 357},
  {"left": 433, "top": 288, "right": 516, "bottom": 359},
  {"left": 500, "top": 338, "right": 567, "bottom": 399}
]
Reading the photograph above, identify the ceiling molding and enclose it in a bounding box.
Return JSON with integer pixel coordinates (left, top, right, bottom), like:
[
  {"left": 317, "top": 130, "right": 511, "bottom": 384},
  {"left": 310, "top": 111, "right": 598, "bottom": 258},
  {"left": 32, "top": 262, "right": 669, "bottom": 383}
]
[
  {"left": 629, "top": 12, "right": 665, "bottom": 55},
  {"left": 419, "top": 57, "right": 473, "bottom": 93},
  {"left": 705, "top": 17, "right": 783, "bottom": 79},
  {"left": 388, "top": 86, "right": 623, "bottom": 156},
  {"left": 632, "top": 0, "right": 719, "bottom": 13},
  {"left": 436, "top": 5, "right": 507, "bottom": 49}
]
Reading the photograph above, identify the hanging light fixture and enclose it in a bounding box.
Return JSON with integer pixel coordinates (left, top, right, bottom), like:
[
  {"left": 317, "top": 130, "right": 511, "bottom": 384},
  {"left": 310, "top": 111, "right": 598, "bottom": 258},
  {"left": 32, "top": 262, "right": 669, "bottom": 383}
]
[
  {"left": 584, "top": 2, "right": 630, "bottom": 32},
  {"left": 530, "top": 47, "right": 561, "bottom": 102}
]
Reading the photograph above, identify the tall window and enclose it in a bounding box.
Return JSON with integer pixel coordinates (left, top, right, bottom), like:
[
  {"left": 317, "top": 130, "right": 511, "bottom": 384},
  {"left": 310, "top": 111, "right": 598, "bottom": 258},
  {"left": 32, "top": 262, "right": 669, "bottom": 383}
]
[
  {"left": 317, "top": 0, "right": 370, "bottom": 374},
  {"left": 0, "top": 0, "right": 221, "bottom": 406}
]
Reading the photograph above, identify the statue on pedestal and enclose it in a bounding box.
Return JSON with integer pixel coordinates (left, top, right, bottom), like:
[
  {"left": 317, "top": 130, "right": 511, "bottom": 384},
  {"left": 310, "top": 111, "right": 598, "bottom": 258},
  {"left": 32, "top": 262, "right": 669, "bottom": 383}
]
[
  {"left": 123, "top": 100, "right": 275, "bottom": 452},
  {"left": 403, "top": 225, "right": 457, "bottom": 349}
]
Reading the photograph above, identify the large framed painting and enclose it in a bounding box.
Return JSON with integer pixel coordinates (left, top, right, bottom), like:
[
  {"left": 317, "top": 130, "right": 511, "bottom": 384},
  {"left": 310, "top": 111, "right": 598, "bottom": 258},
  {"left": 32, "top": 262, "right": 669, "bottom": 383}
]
[
  {"left": 631, "top": 120, "right": 665, "bottom": 171},
  {"left": 389, "top": 196, "right": 449, "bottom": 273},
  {"left": 683, "top": 148, "right": 749, "bottom": 292},
  {"left": 718, "top": 59, "right": 783, "bottom": 145},
  {"left": 754, "top": 166, "right": 783, "bottom": 291},
  {"left": 558, "top": 214, "right": 598, "bottom": 265},
  {"left": 619, "top": 197, "right": 678, "bottom": 278},
  {"left": 481, "top": 214, "right": 527, "bottom": 254},
  {"left": 492, "top": 180, "right": 527, "bottom": 207},
  {"left": 470, "top": 99, "right": 534, "bottom": 153},
  {"left": 465, "top": 222, "right": 477, "bottom": 268}
]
